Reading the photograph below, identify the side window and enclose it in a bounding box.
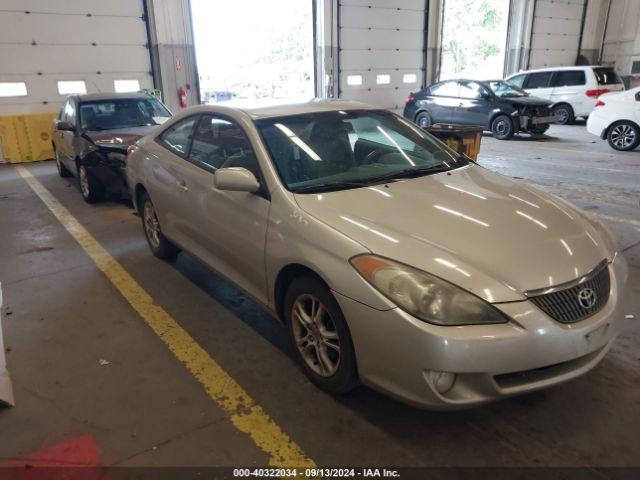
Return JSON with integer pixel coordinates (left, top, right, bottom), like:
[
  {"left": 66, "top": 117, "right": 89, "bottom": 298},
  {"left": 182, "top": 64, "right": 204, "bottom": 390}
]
[
  {"left": 188, "top": 115, "right": 260, "bottom": 176},
  {"left": 551, "top": 70, "right": 586, "bottom": 87},
  {"left": 428, "top": 81, "right": 459, "bottom": 97},
  {"left": 159, "top": 116, "right": 197, "bottom": 157},
  {"left": 508, "top": 74, "right": 526, "bottom": 88},
  {"left": 524, "top": 72, "right": 553, "bottom": 89},
  {"left": 458, "top": 81, "right": 486, "bottom": 99}
]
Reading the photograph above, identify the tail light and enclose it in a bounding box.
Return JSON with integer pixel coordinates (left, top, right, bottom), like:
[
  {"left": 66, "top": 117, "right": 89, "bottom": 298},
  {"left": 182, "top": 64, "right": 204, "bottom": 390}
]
[
  {"left": 127, "top": 145, "right": 138, "bottom": 157},
  {"left": 405, "top": 94, "right": 414, "bottom": 106},
  {"left": 594, "top": 100, "right": 605, "bottom": 108},
  {"left": 586, "top": 89, "right": 609, "bottom": 98}
]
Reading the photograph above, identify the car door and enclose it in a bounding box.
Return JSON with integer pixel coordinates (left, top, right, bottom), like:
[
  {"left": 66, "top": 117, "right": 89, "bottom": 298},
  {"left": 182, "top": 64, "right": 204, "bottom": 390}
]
[
  {"left": 550, "top": 70, "right": 586, "bottom": 112},
  {"left": 454, "top": 81, "right": 493, "bottom": 126},
  {"left": 522, "top": 71, "right": 554, "bottom": 100},
  {"left": 420, "top": 81, "right": 459, "bottom": 124},
  {"left": 145, "top": 115, "right": 200, "bottom": 247},
  {"left": 56, "top": 99, "right": 78, "bottom": 172},
  {"left": 168, "top": 114, "right": 270, "bottom": 303}
]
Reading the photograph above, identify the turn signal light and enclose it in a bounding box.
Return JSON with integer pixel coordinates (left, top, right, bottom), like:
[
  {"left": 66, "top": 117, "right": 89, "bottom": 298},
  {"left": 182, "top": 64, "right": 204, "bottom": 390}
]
[
  {"left": 595, "top": 100, "right": 606, "bottom": 108},
  {"left": 586, "top": 89, "right": 609, "bottom": 97}
]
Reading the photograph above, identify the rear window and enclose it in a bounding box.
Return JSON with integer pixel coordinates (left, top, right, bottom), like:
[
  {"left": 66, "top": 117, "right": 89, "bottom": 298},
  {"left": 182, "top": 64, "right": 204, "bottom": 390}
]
[
  {"left": 552, "top": 70, "right": 586, "bottom": 87},
  {"left": 593, "top": 67, "right": 622, "bottom": 85}
]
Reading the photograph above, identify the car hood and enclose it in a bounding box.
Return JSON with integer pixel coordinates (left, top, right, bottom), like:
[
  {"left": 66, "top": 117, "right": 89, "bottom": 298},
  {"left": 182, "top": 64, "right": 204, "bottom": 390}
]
[
  {"left": 507, "top": 96, "right": 552, "bottom": 107},
  {"left": 294, "top": 165, "right": 614, "bottom": 303},
  {"left": 84, "top": 126, "right": 157, "bottom": 151}
]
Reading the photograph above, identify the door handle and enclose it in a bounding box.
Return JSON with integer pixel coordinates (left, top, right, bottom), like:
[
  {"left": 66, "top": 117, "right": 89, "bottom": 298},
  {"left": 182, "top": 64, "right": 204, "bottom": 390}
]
[{"left": 176, "top": 180, "right": 188, "bottom": 192}]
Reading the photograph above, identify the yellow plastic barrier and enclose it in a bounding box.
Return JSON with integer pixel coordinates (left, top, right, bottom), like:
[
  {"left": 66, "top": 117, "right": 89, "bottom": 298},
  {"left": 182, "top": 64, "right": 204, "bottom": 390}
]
[{"left": 0, "top": 113, "right": 57, "bottom": 163}]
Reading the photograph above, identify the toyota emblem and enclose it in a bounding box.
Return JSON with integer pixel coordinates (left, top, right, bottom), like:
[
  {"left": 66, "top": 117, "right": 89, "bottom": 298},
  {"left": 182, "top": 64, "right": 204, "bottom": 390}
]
[{"left": 577, "top": 287, "right": 597, "bottom": 309}]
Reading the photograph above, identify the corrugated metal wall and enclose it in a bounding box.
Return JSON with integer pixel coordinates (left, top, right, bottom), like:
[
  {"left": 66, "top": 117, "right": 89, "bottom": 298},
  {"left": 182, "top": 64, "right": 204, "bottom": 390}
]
[
  {"left": 528, "top": 0, "right": 586, "bottom": 68},
  {"left": 0, "top": 0, "right": 154, "bottom": 116},
  {"left": 337, "top": 0, "right": 426, "bottom": 112}
]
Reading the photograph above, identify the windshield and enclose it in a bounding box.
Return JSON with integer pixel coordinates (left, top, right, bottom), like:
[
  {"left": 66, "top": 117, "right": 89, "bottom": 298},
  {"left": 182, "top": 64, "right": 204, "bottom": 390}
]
[
  {"left": 79, "top": 98, "right": 171, "bottom": 131},
  {"left": 256, "top": 110, "right": 468, "bottom": 193},
  {"left": 488, "top": 81, "right": 528, "bottom": 97}
]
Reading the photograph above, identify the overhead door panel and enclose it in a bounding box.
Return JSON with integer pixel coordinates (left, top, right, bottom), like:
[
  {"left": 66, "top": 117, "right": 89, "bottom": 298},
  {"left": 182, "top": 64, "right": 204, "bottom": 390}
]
[{"left": 338, "top": 0, "right": 425, "bottom": 112}]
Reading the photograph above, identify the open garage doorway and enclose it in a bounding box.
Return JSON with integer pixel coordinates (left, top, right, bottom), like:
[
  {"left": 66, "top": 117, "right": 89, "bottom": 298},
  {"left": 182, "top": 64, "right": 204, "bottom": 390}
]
[
  {"left": 439, "top": 0, "right": 509, "bottom": 81},
  {"left": 190, "top": 0, "right": 315, "bottom": 103}
]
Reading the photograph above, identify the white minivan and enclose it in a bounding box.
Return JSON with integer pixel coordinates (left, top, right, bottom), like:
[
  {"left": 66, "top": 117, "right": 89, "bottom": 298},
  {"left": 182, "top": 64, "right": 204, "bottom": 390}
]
[{"left": 506, "top": 66, "right": 625, "bottom": 125}]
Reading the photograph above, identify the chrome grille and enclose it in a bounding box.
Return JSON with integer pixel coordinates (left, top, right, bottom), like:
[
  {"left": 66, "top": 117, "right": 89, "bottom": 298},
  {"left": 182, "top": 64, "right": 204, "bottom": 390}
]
[{"left": 527, "top": 261, "right": 610, "bottom": 324}]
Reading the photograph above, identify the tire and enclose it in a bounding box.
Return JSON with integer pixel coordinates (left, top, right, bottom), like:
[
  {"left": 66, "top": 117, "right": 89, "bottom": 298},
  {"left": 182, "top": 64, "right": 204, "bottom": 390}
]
[
  {"left": 491, "top": 114, "right": 514, "bottom": 140},
  {"left": 530, "top": 124, "right": 549, "bottom": 136},
  {"left": 284, "top": 275, "right": 359, "bottom": 394},
  {"left": 54, "top": 148, "right": 72, "bottom": 178},
  {"left": 415, "top": 111, "right": 433, "bottom": 129},
  {"left": 78, "top": 164, "right": 105, "bottom": 203},
  {"left": 553, "top": 104, "right": 574, "bottom": 125},
  {"left": 140, "top": 192, "right": 180, "bottom": 259},
  {"left": 606, "top": 121, "right": 640, "bottom": 151}
]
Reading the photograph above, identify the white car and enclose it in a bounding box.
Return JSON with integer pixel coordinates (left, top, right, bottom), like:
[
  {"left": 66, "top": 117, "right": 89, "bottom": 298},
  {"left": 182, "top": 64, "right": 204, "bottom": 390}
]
[
  {"left": 587, "top": 86, "right": 640, "bottom": 151},
  {"left": 506, "top": 66, "right": 625, "bottom": 125}
]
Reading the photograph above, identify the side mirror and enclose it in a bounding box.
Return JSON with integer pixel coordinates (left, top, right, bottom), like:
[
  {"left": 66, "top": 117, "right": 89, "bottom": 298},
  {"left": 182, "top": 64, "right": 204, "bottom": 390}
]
[
  {"left": 56, "top": 121, "right": 75, "bottom": 131},
  {"left": 214, "top": 167, "right": 260, "bottom": 193}
]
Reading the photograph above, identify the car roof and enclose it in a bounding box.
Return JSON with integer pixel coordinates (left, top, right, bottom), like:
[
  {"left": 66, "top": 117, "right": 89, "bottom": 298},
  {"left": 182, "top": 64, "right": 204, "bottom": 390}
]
[
  {"left": 506, "top": 65, "right": 615, "bottom": 77},
  {"left": 74, "top": 92, "right": 154, "bottom": 102},
  {"left": 185, "top": 99, "right": 379, "bottom": 120}
]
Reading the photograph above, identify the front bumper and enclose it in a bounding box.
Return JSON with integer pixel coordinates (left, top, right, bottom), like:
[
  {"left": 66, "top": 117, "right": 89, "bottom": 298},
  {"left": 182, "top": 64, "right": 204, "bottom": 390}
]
[
  {"left": 336, "top": 254, "right": 628, "bottom": 409},
  {"left": 518, "top": 114, "right": 557, "bottom": 129}
]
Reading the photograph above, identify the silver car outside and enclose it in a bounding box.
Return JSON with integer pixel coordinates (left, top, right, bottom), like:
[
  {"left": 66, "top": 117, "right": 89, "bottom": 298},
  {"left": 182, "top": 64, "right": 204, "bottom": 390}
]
[{"left": 126, "top": 100, "right": 628, "bottom": 409}]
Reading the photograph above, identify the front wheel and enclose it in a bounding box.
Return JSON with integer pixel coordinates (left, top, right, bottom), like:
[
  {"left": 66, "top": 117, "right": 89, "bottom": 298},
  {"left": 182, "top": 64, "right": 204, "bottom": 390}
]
[
  {"left": 284, "top": 275, "right": 359, "bottom": 394},
  {"left": 491, "top": 115, "right": 514, "bottom": 140},
  {"left": 607, "top": 121, "right": 640, "bottom": 151},
  {"left": 78, "top": 165, "right": 104, "bottom": 203},
  {"left": 140, "top": 192, "right": 179, "bottom": 259}
]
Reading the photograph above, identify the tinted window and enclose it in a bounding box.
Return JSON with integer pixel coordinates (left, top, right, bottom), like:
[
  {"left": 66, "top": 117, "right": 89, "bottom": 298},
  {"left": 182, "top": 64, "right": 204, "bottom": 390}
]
[
  {"left": 189, "top": 115, "right": 259, "bottom": 175},
  {"left": 458, "top": 81, "right": 487, "bottom": 99},
  {"left": 593, "top": 67, "right": 622, "bottom": 85},
  {"left": 524, "top": 72, "right": 553, "bottom": 89},
  {"left": 551, "top": 70, "right": 586, "bottom": 87},
  {"left": 257, "top": 110, "right": 466, "bottom": 192},
  {"left": 428, "top": 81, "right": 459, "bottom": 97},
  {"left": 79, "top": 98, "right": 171, "bottom": 130},
  {"left": 507, "top": 74, "right": 526, "bottom": 88},
  {"left": 159, "top": 116, "right": 197, "bottom": 157}
]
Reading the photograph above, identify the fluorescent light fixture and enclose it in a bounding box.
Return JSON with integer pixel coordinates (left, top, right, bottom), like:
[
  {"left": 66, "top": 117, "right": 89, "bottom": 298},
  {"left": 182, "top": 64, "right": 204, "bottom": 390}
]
[
  {"left": 0, "top": 82, "right": 28, "bottom": 97},
  {"left": 57, "top": 81, "right": 86, "bottom": 95},
  {"left": 114, "top": 79, "right": 141, "bottom": 93}
]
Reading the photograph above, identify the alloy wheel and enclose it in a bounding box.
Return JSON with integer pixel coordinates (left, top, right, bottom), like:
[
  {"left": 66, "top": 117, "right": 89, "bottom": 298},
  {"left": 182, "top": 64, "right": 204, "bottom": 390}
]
[
  {"left": 610, "top": 124, "right": 637, "bottom": 149},
  {"left": 291, "top": 294, "right": 341, "bottom": 377},
  {"left": 79, "top": 166, "right": 90, "bottom": 197},
  {"left": 143, "top": 201, "right": 161, "bottom": 249},
  {"left": 555, "top": 108, "right": 569, "bottom": 124}
]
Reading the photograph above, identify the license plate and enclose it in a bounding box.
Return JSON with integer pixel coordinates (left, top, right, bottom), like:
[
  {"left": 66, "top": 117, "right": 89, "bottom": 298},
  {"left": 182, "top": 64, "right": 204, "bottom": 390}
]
[{"left": 533, "top": 115, "right": 557, "bottom": 125}]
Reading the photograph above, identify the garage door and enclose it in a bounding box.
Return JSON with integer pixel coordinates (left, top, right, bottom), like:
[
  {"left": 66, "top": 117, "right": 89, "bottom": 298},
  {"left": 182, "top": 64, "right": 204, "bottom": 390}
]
[
  {"left": 338, "top": 0, "right": 425, "bottom": 113},
  {"left": 0, "top": 0, "right": 154, "bottom": 116}
]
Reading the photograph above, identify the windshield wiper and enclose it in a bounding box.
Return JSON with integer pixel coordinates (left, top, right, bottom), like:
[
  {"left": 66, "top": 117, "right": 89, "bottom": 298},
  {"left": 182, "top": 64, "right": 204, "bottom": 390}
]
[
  {"left": 361, "top": 164, "right": 453, "bottom": 184},
  {"left": 292, "top": 181, "right": 373, "bottom": 194}
]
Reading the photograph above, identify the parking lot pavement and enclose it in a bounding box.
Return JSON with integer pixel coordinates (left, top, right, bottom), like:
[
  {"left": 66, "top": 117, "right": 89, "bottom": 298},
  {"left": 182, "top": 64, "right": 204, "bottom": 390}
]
[{"left": 0, "top": 155, "right": 639, "bottom": 469}]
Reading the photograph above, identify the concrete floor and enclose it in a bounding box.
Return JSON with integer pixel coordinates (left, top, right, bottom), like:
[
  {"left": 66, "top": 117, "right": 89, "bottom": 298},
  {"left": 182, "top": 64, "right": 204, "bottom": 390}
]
[{"left": 0, "top": 123, "right": 639, "bottom": 469}]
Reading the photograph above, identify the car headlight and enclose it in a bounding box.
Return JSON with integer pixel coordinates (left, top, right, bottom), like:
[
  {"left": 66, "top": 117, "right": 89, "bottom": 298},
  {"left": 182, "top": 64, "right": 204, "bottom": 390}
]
[{"left": 350, "top": 255, "right": 507, "bottom": 326}]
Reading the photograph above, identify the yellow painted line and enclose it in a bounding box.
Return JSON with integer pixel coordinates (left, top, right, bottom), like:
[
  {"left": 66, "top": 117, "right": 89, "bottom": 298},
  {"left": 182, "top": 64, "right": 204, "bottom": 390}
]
[{"left": 16, "top": 165, "right": 315, "bottom": 468}]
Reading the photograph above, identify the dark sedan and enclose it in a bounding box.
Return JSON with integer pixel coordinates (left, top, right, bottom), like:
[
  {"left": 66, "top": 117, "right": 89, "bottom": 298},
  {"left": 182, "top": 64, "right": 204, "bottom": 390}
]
[
  {"left": 52, "top": 92, "right": 171, "bottom": 202},
  {"left": 403, "top": 79, "right": 556, "bottom": 140}
]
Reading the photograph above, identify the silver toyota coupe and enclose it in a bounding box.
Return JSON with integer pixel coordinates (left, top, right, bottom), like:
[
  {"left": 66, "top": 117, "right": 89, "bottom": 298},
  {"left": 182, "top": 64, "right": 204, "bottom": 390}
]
[{"left": 126, "top": 100, "right": 628, "bottom": 409}]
